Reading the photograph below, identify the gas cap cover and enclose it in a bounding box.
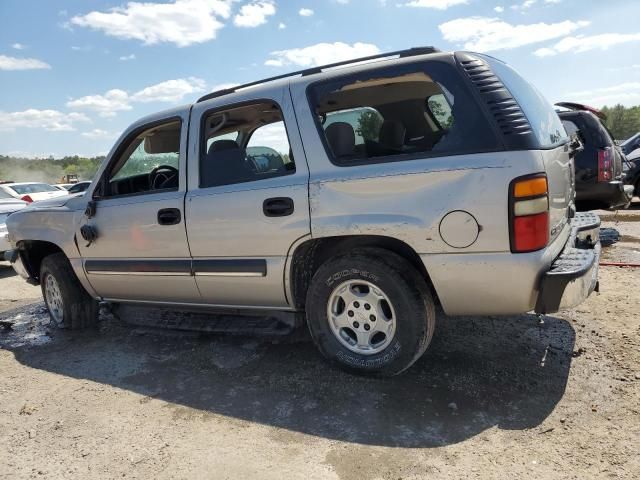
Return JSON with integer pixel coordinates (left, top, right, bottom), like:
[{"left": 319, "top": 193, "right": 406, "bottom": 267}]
[{"left": 439, "top": 210, "right": 480, "bottom": 248}]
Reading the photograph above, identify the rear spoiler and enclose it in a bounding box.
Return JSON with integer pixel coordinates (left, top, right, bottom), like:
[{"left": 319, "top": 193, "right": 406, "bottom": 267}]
[{"left": 555, "top": 102, "right": 607, "bottom": 120}]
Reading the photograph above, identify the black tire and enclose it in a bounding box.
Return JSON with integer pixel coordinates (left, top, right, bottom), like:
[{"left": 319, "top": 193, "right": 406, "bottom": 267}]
[
  {"left": 40, "top": 253, "right": 98, "bottom": 329},
  {"left": 305, "top": 248, "right": 436, "bottom": 376}
]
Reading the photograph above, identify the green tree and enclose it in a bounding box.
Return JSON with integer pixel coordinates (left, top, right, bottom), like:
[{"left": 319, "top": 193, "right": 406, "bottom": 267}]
[{"left": 356, "top": 110, "right": 384, "bottom": 142}]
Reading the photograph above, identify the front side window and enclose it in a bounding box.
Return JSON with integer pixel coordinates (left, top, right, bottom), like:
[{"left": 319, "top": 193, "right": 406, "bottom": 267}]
[
  {"left": 200, "top": 102, "right": 295, "bottom": 188},
  {"left": 308, "top": 61, "right": 499, "bottom": 165},
  {"left": 106, "top": 120, "right": 181, "bottom": 197}
]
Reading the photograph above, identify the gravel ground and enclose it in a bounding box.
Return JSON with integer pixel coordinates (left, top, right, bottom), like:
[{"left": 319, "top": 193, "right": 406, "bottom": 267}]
[{"left": 0, "top": 208, "right": 639, "bottom": 479}]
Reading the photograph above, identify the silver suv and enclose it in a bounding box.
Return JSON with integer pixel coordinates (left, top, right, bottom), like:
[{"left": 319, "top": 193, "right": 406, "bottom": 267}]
[{"left": 5, "top": 47, "right": 601, "bottom": 375}]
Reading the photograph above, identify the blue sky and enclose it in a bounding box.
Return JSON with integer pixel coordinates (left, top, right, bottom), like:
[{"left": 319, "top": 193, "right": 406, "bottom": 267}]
[{"left": 1, "top": 0, "right": 639, "bottom": 157}]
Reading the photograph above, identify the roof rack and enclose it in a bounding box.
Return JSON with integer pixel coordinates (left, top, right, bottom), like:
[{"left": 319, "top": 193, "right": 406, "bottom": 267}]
[{"left": 196, "top": 46, "right": 440, "bottom": 103}]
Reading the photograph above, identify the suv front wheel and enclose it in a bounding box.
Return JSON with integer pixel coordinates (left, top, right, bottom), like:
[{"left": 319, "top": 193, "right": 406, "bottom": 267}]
[
  {"left": 306, "top": 249, "right": 436, "bottom": 376},
  {"left": 40, "top": 253, "right": 98, "bottom": 329}
]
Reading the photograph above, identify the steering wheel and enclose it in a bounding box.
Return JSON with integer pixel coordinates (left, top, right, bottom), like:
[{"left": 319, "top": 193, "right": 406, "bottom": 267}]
[{"left": 149, "top": 165, "right": 179, "bottom": 190}]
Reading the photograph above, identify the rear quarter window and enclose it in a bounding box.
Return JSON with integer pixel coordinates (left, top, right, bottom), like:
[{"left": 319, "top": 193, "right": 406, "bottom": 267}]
[
  {"left": 307, "top": 60, "right": 501, "bottom": 166},
  {"left": 483, "top": 56, "right": 568, "bottom": 149}
]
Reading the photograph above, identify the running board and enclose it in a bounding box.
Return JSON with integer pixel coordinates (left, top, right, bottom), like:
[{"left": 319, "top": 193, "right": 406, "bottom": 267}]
[{"left": 113, "top": 304, "right": 304, "bottom": 336}]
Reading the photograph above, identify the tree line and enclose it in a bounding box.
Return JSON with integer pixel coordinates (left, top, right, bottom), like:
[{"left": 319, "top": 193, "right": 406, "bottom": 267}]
[
  {"left": 0, "top": 155, "right": 104, "bottom": 184},
  {"left": 600, "top": 104, "right": 640, "bottom": 141}
]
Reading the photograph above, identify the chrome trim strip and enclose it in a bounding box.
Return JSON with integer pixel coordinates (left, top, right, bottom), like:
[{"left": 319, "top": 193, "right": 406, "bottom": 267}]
[
  {"left": 194, "top": 271, "right": 265, "bottom": 277},
  {"left": 101, "top": 298, "right": 296, "bottom": 311},
  {"left": 88, "top": 271, "right": 191, "bottom": 276}
]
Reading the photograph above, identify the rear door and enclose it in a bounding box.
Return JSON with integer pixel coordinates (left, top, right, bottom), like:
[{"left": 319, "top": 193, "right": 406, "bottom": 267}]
[{"left": 185, "top": 85, "right": 310, "bottom": 308}]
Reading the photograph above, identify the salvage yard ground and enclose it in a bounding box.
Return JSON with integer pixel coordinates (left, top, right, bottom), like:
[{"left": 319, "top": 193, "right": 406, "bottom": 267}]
[{"left": 1, "top": 207, "right": 639, "bottom": 479}]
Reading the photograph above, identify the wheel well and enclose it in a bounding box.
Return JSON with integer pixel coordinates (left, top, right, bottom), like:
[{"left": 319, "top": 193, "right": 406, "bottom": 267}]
[
  {"left": 290, "top": 235, "right": 438, "bottom": 310},
  {"left": 17, "top": 240, "right": 65, "bottom": 283}
]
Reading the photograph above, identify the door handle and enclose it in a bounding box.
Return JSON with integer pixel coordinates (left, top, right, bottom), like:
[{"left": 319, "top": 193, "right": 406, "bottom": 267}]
[
  {"left": 263, "top": 197, "right": 294, "bottom": 217},
  {"left": 157, "top": 208, "right": 181, "bottom": 226}
]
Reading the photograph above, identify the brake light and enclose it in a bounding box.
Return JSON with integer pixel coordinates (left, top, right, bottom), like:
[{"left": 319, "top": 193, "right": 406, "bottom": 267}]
[
  {"left": 510, "top": 175, "right": 549, "bottom": 253},
  {"left": 21, "top": 195, "right": 33, "bottom": 203},
  {"left": 597, "top": 147, "right": 613, "bottom": 182}
]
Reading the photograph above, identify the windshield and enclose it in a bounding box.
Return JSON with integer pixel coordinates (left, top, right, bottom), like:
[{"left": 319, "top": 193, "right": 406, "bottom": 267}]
[{"left": 9, "top": 183, "right": 59, "bottom": 195}]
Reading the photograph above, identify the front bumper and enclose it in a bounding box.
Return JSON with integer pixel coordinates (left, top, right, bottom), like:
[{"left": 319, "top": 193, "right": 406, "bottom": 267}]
[
  {"left": 4, "top": 249, "right": 35, "bottom": 283},
  {"left": 534, "top": 212, "right": 601, "bottom": 314}
]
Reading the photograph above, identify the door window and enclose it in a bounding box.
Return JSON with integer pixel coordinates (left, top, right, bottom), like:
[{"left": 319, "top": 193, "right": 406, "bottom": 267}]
[
  {"left": 106, "top": 120, "right": 181, "bottom": 197},
  {"left": 200, "top": 102, "right": 295, "bottom": 188}
]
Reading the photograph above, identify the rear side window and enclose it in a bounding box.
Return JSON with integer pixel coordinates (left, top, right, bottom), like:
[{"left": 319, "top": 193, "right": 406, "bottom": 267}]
[
  {"left": 483, "top": 57, "right": 567, "bottom": 148},
  {"left": 307, "top": 61, "right": 500, "bottom": 165}
]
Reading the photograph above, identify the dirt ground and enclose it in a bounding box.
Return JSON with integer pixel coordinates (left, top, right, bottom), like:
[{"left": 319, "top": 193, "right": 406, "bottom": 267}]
[{"left": 1, "top": 208, "right": 639, "bottom": 480}]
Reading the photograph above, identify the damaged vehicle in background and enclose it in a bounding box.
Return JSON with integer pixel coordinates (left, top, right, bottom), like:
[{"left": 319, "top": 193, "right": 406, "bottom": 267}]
[
  {"left": 556, "top": 102, "right": 633, "bottom": 211},
  {"left": 5, "top": 48, "right": 601, "bottom": 376},
  {"left": 0, "top": 191, "right": 27, "bottom": 257}
]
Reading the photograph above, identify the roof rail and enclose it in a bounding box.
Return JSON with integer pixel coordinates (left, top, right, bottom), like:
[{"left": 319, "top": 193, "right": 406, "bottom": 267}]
[{"left": 196, "top": 46, "right": 440, "bottom": 103}]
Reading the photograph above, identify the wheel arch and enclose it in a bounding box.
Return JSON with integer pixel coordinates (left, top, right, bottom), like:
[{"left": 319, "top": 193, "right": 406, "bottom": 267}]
[
  {"left": 17, "top": 240, "right": 67, "bottom": 284},
  {"left": 288, "top": 235, "right": 439, "bottom": 310}
]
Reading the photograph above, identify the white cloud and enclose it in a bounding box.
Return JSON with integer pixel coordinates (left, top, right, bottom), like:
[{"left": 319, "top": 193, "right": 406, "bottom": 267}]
[
  {"left": 0, "top": 55, "right": 51, "bottom": 71},
  {"left": 70, "top": 0, "right": 234, "bottom": 47},
  {"left": 119, "top": 54, "right": 136, "bottom": 61},
  {"left": 11, "top": 43, "right": 26, "bottom": 50},
  {"left": 66, "top": 77, "right": 207, "bottom": 118},
  {"left": 234, "top": 1, "right": 276, "bottom": 27},
  {"left": 131, "top": 77, "right": 207, "bottom": 102},
  {"left": 265, "top": 42, "right": 380, "bottom": 67},
  {"left": 403, "top": 0, "right": 468, "bottom": 9},
  {"left": 0, "top": 109, "right": 89, "bottom": 132},
  {"left": 278, "top": 22, "right": 286, "bottom": 29},
  {"left": 534, "top": 32, "right": 640, "bottom": 57},
  {"left": 439, "top": 16, "right": 590, "bottom": 52},
  {"left": 299, "top": 8, "right": 314, "bottom": 16},
  {"left": 81, "top": 128, "right": 116, "bottom": 139},
  {"left": 66, "top": 89, "right": 132, "bottom": 118},
  {"left": 510, "top": 0, "right": 537, "bottom": 10},
  {"left": 562, "top": 82, "right": 640, "bottom": 107},
  {"left": 493, "top": 6, "right": 504, "bottom": 13}
]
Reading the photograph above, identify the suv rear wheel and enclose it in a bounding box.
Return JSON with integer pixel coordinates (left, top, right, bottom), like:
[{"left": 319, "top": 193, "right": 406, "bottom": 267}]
[
  {"left": 306, "top": 248, "right": 436, "bottom": 376},
  {"left": 40, "top": 253, "right": 98, "bottom": 329}
]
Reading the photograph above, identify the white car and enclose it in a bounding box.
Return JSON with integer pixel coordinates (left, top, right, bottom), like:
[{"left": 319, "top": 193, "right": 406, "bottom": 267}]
[
  {"left": 0, "top": 193, "right": 27, "bottom": 255},
  {"left": 0, "top": 182, "right": 69, "bottom": 204}
]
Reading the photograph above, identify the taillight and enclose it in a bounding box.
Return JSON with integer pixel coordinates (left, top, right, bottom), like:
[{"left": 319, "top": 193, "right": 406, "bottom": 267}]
[
  {"left": 597, "top": 147, "right": 613, "bottom": 182},
  {"left": 21, "top": 195, "right": 33, "bottom": 203},
  {"left": 510, "top": 175, "right": 549, "bottom": 253}
]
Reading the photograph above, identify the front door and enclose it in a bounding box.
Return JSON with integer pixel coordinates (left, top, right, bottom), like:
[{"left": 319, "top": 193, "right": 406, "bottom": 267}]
[
  {"left": 186, "top": 90, "right": 311, "bottom": 308},
  {"left": 78, "top": 115, "right": 200, "bottom": 303}
]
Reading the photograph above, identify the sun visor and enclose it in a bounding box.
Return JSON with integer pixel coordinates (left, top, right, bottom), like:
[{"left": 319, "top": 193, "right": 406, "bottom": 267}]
[{"left": 144, "top": 132, "right": 180, "bottom": 154}]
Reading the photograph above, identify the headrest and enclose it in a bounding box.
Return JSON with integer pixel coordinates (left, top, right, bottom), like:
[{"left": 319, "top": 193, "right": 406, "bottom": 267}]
[
  {"left": 325, "top": 122, "right": 355, "bottom": 158},
  {"left": 379, "top": 120, "right": 406, "bottom": 150},
  {"left": 208, "top": 139, "right": 240, "bottom": 155}
]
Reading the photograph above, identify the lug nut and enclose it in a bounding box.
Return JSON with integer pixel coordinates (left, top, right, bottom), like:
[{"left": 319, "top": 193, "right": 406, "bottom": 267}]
[
  {"left": 370, "top": 315, "right": 376, "bottom": 321},
  {"left": 364, "top": 304, "right": 371, "bottom": 310},
  {"left": 353, "top": 321, "right": 360, "bottom": 328},
  {"left": 348, "top": 311, "right": 354, "bottom": 317},
  {"left": 354, "top": 301, "right": 360, "bottom": 308},
  {"left": 364, "top": 324, "right": 370, "bottom": 331}
]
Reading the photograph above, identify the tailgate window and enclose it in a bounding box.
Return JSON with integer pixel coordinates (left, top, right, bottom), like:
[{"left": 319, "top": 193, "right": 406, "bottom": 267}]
[
  {"left": 307, "top": 61, "right": 500, "bottom": 166},
  {"left": 484, "top": 57, "right": 568, "bottom": 149}
]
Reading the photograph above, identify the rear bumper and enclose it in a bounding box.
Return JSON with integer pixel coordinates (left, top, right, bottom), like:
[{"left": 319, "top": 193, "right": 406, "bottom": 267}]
[
  {"left": 534, "top": 212, "right": 600, "bottom": 314},
  {"left": 576, "top": 180, "right": 633, "bottom": 209}
]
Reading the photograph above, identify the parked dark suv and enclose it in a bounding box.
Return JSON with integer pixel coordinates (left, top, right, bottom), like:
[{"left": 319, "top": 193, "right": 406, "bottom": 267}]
[{"left": 557, "top": 102, "right": 633, "bottom": 210}]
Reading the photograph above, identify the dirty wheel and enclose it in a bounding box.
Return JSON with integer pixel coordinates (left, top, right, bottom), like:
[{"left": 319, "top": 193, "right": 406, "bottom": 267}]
[
  {"left": 306, "top": 248, "right": 436, "bottom": 376},
  {"left": 40, "top": 253, "right": 98, "bottom": 329}
]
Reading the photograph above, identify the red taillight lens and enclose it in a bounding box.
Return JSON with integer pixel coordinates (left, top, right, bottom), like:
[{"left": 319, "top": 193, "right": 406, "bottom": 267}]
[
  {"left": 510, "top": 175, "right": 549, "bottom": 253},
  {"left": 21, "top": 195, "right": 33, "bottom": 203},
  {"left": 513, "top": 212, "right": 549, "bottom": 252},
  {"left": 597, "top": 147, "right": 613, "bottom": 182}
]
